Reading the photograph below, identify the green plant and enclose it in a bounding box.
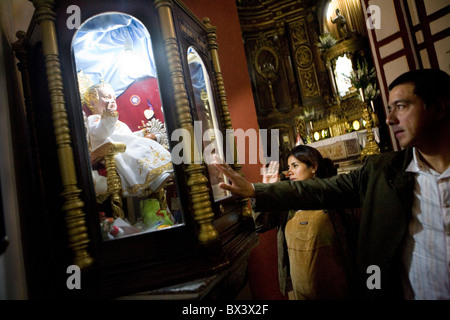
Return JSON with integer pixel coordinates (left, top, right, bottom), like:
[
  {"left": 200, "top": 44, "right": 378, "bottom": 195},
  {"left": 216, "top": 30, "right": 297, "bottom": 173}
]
[
  {"left": 344, "top": 59, "right": 379, "bottom": 101},
  {"left": 316, "top": 33, "right": 337, "bottom": 52},
  {"left": 364, "top": 82, "right": 379, "bottom": 102}
]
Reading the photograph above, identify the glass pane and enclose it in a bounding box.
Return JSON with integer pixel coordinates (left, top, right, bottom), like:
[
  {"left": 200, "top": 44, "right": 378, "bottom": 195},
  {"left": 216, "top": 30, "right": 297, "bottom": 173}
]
[
  {"left": 72, "top": 13, "right": 183, "bottom": 241},
  {"left": 187, "top": 46, "right": 230, "bottom": 201}
]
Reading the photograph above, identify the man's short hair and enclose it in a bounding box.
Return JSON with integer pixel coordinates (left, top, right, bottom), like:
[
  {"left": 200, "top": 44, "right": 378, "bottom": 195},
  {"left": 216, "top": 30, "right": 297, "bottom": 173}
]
[{"left": 388, "top": 69, "right": 450, "bottom": 108}]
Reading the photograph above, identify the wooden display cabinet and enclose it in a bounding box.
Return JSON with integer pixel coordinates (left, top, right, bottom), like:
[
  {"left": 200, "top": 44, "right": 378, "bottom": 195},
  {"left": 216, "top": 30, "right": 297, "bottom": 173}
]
[{"left": 13, "top": 0, "right": 257, "bottom": 299}]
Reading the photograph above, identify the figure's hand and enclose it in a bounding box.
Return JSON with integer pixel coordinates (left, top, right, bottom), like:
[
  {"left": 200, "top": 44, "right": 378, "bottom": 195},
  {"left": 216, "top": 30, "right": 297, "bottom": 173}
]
[
  {"left": 143, "top": 129, "right": 157, "bottom": 141},
  {"left": 262, "top": 161, "right": 279, "bottom": 184},
  {"left": 105, "top": 101, "right": 117, "bottom": 112},
  {"left": 212, "top": 155, "right": 255, "bottom": 198}
]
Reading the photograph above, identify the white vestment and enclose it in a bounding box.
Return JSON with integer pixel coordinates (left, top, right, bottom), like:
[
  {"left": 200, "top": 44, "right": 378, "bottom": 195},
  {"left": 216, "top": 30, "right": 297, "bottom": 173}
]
[{"left": 88, "top": 112, "right": 173, "bottom": 197}]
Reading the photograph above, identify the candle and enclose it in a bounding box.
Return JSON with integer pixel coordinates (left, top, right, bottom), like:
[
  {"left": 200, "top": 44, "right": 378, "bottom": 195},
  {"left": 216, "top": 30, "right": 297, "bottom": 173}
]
[{"left": 359, "top": 88, "right": 365, "bottom": 102}]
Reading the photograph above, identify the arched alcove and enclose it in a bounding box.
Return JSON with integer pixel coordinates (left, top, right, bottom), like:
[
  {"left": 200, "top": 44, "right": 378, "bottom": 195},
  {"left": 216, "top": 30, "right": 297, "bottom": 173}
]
[{"left": 318, "top": 0, "right": 367, "bottom": 39}]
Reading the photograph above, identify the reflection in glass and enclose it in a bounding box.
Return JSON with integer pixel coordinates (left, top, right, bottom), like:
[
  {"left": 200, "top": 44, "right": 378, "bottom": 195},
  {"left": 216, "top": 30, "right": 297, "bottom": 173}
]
[
  {"left": 334, "top": 54, "right": 353, "bottom": 96},
  {"left": 187, "top": 47, "right": 230, "bottom": 201},
  {"left": 73, "top": 13, "right": 183, "bottom": 240}
]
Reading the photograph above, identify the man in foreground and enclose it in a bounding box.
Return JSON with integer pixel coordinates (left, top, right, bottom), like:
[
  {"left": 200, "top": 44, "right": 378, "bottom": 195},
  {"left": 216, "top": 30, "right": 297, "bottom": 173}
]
[{"left": 215, "top": 69, "right": 450, "bottom": 300}]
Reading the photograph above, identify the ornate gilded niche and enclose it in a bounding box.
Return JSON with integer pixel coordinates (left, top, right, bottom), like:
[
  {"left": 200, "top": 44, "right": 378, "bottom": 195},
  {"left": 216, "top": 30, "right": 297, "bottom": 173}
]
[
  {"left": 295, "top": 0, "right": 386, "bottom": 164},
  {"left": 237, "top": 0, "right": 387, "bottom": 171},
  {"left": 321, "top": 36, "right": 369, "bottom": 99},
  {"left": 289, "top": 18, "right": 321, "bottom": 100},
  {"left": 13, "top": 0, "right": 257, "bottom": 299},
  {"left": 236, "top": 0, "right": 335, "bottom": 171},
  {"left": 239, "top": 9, "right": 326, "bottom": 115},
  {"left": 312, "top": 35, "right": 371, "bottom": 137}
]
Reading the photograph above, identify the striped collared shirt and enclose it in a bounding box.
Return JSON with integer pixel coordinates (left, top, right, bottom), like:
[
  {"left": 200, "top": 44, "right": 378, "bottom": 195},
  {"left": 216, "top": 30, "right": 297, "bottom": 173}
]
[{"left": 402, "top": 148, "right": 450, "bottom": 300}]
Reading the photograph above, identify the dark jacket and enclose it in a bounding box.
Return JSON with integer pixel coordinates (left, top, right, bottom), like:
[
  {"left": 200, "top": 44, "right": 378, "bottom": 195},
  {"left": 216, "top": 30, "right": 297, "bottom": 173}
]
[{"left": 253, "top": 148, "right": 415, "bottom": 300}]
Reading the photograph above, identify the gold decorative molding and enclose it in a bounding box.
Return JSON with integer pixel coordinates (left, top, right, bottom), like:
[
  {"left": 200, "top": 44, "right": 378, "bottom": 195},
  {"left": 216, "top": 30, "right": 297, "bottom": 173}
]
[
  {"left": 31, "top": 0, "right": 93, "bottom": 269},
  {"left": 203, "top": 17, "right": 252, "bottom": 218},
  {"left": 288, "top": 19, "right": 320, "bottom": 98},
  {"left": 254, "top": 46, "right": 279, "bottom": 109},
  {"left": 360, "top": 102, "right": 380, "bottom": 160},
  {"left": 254, "top": 46, "right": 279, "bottom": 78},
  {"left": 236, "top": 0, "right": 305, "bottom": 33},
  {"left": 295, "top": 45, "right": 313, "bottom": 69},
  {"left": 298, "top": 66, "right": 320, "bottom": 97},
  {"left": 253, "top": 33, "right": 279, "bottom": 109},
  {"left": 296, "top": 95, "right": 367, "bottom": 142},
  {"left": 155, "top": 1, "right": 219, "bottom": 243},
  {"left": 321, "top": 36, "right": 367, "bottom": 63},
  {"left": 290, "top": 19, "right": 309, "bottom": 44},
  {"left": 91, "top": 142, "right": 126, "bottom": 219}
]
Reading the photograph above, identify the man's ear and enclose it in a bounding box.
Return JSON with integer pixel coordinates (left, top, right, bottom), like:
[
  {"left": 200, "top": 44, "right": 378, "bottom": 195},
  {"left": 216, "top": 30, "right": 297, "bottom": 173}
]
[
  {"left": 311, "top": 162, "right": 318, "bottom": 174},
  {"left": 432, "top": 97, "right": 450, "bottom": 120}
]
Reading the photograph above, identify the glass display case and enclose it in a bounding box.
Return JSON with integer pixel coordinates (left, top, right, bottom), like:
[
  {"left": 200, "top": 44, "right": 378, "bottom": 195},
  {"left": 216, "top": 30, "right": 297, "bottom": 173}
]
[{"left": 13, "top": 0, "right": 257, "bottom": 299}]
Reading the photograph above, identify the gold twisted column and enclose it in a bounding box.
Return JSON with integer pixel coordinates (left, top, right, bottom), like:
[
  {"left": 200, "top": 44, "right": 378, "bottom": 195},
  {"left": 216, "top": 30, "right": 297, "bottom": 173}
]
[
  {"left": 32, "top": 0, "right": 93, "bottom": 268},
  {"left": 104, "top": 153, "right": 125, "bottom": 219},
  {"left": 154, "top": 0, "right": 219, "bottom": 244},
  {"left": 92, "top": 142, "right": 126, "bottom": 219},
  {"left": 203, "top": 17, "right": 252, "bottom": 218}
]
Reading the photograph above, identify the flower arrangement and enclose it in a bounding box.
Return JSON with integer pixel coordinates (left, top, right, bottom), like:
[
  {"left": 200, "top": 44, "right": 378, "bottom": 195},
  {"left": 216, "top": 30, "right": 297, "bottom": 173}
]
[
  {"left": 364, "top": 82, "right": 379, "bottom": 102},
  {"left": 344, "top": 59, "right": 379, "bottom": 101},
  {"left": 298, "top": 105, "right": 316, "bottom": 121},
  {"left": 316, "top": 33, "right": 337, "bottom": 52}
]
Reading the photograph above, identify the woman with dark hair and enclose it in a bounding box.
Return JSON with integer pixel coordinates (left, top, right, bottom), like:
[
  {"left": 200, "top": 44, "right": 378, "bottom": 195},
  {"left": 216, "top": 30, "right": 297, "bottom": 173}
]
[
  {"left": 286, "top": 145, "right": 337, "bottom": 180},
  {"left": 255, "top": 145, "right": 359, "bottom": 300}
]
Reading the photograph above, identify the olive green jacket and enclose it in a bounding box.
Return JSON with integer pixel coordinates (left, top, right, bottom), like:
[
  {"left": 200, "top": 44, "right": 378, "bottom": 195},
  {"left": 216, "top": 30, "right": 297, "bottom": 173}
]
[{"left": 253, "top": 148, "right": 415, "bottom": 300}]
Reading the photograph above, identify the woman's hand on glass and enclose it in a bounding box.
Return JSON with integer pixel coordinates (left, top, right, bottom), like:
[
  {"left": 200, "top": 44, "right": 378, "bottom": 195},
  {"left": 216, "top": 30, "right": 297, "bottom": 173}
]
[
  {"left": 262, "top": 161, "right": 279, "bottom": 184},
  {"left": 213, "top": 155, "right": 255, "bottom": 198}
]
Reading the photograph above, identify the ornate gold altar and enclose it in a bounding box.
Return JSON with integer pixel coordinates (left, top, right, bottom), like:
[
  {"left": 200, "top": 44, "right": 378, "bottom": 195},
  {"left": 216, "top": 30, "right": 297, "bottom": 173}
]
[{"left": 237, "top": 0, "right": 383, "bottom": 170}]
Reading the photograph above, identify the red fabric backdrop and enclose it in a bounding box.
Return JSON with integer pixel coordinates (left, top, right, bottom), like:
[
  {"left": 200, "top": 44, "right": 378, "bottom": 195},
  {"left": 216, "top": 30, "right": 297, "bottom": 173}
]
[{"left": 116, "top": 76, "right": 165, "bottom": 131}]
